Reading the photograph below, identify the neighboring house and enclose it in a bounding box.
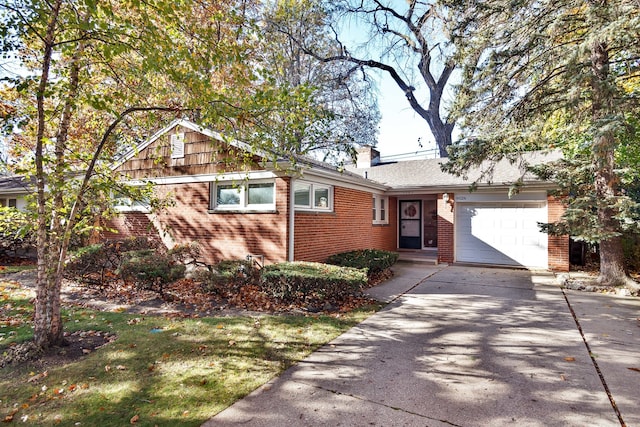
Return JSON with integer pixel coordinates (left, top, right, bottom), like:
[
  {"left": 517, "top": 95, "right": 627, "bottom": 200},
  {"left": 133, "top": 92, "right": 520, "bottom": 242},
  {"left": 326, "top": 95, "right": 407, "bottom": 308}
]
[
  {"left": 108, "top": 119, "right": 569, "bottom": 271},
  {"left": 0, "top": 175, "right": 31, "bottom": 210}
]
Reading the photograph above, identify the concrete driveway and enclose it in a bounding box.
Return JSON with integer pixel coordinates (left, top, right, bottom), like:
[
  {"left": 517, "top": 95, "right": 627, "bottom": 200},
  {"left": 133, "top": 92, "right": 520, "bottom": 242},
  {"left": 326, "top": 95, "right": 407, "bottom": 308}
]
[{"left": 204, "top": 264, "right": 639, "bottom": 427}]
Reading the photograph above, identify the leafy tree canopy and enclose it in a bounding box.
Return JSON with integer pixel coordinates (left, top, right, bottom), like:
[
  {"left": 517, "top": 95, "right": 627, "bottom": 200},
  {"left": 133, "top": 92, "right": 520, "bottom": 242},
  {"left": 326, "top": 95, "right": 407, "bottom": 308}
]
[{"left": 443, "top": 0, "right": 640, "bottom": 286}]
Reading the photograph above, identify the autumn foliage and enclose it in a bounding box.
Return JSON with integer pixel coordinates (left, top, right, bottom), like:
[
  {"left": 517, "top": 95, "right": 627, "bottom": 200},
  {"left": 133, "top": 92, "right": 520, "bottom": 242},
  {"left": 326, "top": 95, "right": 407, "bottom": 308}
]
[{"left": 63, "top": 240, "right": 389, "bottom": 314}]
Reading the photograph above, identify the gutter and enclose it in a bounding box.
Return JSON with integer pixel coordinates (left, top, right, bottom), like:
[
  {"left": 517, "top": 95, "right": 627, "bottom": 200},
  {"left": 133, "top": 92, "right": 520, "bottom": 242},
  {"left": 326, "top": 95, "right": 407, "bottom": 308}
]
[{"left": 288, "top": 177, "right": 295, "bottom": 262}]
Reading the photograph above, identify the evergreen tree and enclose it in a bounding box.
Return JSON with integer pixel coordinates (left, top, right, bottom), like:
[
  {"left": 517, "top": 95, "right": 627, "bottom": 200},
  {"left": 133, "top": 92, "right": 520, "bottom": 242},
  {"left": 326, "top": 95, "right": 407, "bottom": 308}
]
[{"left": 443, "top": 0, "right": 640, "bottom": 289}]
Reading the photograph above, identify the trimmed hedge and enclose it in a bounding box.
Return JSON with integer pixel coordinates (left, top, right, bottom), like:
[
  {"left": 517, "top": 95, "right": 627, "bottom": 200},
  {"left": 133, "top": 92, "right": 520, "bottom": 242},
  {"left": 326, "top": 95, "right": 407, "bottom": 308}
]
[
  {"left": 325, "top": 249, "right": 399, "bottom": 275},
  {"left": 118, "top": 249, "right": 185, "bottom": 296},
  {"left": 64, "top": 237, "right": 160, "bottom": 287},
  {"left": 197, "top": 260, "right": 257, "bottom": 295},
  {"left": 260, "top": 262, "right": 367, "bottom": 303}
]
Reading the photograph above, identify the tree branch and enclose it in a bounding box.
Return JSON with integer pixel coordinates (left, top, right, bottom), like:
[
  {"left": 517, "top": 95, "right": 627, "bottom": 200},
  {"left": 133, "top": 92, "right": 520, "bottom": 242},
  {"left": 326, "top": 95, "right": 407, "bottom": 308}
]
[{"left": 55, "top": 106, "right": 182, "bottom": 280}]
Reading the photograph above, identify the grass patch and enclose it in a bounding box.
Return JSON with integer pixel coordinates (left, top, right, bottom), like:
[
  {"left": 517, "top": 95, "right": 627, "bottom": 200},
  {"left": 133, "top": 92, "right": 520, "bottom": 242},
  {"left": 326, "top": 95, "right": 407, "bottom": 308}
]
[
  {"left": 0, "top": 279, "right": 381, "bottom": 426},
  {"left": 0, "top": 264, "right": 36, "bottom": 275}
]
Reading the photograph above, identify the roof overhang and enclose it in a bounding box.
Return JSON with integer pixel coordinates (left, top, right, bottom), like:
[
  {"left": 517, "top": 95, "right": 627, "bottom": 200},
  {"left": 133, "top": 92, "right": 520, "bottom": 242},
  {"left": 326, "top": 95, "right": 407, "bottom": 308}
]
[{"left": 384, "top": 181, "right": 556, "bottom": 196}]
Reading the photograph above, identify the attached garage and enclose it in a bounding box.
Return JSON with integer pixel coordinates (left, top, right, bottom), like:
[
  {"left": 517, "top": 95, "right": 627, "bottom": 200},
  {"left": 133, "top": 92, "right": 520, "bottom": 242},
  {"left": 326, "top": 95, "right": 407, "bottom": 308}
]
[{"left": 455, "top": 192, "right": 549, "bottom": 268}]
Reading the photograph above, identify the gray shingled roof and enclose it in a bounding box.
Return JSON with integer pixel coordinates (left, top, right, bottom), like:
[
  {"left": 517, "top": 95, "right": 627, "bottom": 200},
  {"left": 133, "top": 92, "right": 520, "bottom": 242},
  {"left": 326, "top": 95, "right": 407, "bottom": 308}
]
[
  {"left": 0, "top": 176, "right": 32, "bottom": 194},
  {"left": 345, "top": 151, "right": 561, "bottom": 191}
]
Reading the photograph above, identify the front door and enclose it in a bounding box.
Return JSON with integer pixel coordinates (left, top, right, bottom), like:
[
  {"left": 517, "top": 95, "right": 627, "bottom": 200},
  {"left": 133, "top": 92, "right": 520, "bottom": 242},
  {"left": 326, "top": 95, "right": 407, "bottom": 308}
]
[{"left": 399, "top": 200, "right": 421, "bottom": 249}]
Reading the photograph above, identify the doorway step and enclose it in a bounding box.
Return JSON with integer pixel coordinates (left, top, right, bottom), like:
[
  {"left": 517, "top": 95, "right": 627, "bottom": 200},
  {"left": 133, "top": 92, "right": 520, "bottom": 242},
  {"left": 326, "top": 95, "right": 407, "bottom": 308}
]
[{"left": 397, "top": 249, "right": 438, "bottom": 265}]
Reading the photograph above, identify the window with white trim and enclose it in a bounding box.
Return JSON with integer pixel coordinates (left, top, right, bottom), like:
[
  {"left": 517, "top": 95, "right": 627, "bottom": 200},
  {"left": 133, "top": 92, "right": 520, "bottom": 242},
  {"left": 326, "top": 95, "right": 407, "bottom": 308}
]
[
  {"left": 211, "top": 180, "right": 275, "bottom": 211},
  {"left": 112, "top": 193, "right": 151, "bottom": 213},
  {"left": 0, "top": 198, "right": 17, "bottom": 208},
  {"left": 170, "top": 133, "right": 185, "bottom": 159},
  {"left": 294, "top": 181, "right": 332, "bottom": 211},
  {"left": 372, "top": 195, "right": 388, "bottom": 224}
]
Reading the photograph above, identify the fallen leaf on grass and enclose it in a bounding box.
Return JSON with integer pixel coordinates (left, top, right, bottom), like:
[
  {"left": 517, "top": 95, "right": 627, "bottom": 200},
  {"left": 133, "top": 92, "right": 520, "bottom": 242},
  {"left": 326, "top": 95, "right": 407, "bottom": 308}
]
[
  {"left": 116, "top": 365, "right": 126, "bottom": 370},
  {"left": 27, "top": 370, "right": 48, "bottom": 383},
  {"left": 4, "top": 409, "right": 18, "bottom": 423},
  {"left": 130, "top": 414, "right": 139, "bottom": 424},
  {"left": 564, "top": 357, "right": 576, "bottom": 362}
]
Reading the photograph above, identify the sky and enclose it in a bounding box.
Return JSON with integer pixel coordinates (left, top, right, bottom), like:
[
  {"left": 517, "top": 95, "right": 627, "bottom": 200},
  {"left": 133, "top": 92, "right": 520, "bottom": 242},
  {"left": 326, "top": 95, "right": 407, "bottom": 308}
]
[{"left": 374, "top": 73, "right": 440, "bottom": 161}]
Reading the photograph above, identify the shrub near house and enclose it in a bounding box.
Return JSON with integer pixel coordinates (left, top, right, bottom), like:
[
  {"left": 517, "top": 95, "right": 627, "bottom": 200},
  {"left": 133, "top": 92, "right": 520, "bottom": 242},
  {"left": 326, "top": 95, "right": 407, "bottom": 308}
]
[
  {"left": 260, "top": 262, "right": 368, "bottom": 304},
  {"left": 64, "top": 239, "right": 381, "bottom": 313},
  {"left": 326, "top": 249, "right": 399, "bottom": 277}
]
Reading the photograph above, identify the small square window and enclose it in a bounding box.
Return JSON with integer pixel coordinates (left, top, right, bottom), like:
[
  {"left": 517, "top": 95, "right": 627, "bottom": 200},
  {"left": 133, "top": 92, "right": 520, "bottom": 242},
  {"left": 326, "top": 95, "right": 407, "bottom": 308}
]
[
  {"left": 294, "top": 182, "right": 311, "bottom": 207},
  {"left": 8, "top": 199, "right": 16, "bottom": 208},
  {"left": 314, "top": 187, "right": 330, "bottom": 209},
  {"left": 294, "top": 181, "right": 332, "bottom": 212},
  {"left": 373, "top": 195, "right": 388, "bottom": 225},
  {"left": 170, "top": 133, "right": 185, "bottom": 159},
  {"left": 372, "top": 197, "right": 377, "bottom": 221},
  {"left": 248, "top": 182, "right": 274, "bottom": 205},
  {"left": 217, "top": 185, "right": 241, "bottom": 206}
]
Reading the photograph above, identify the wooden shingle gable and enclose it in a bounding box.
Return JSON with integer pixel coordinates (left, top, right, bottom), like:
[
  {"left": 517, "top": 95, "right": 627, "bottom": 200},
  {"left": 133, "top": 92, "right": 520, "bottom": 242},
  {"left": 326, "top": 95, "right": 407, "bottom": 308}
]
[{"left": 114, "top": 119, "right": 266, "bottom": 180}]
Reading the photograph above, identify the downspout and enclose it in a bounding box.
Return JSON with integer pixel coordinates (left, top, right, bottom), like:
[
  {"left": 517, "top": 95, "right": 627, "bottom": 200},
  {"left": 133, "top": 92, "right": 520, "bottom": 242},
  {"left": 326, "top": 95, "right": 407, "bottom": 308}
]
[{"left": 288, "top": 177, "right": 295, "bottom": 262}]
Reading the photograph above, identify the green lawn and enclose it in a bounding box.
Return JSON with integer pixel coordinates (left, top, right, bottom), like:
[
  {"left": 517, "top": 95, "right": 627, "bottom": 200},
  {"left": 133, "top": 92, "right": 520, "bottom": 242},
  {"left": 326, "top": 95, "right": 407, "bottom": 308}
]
[{"left": 0, "top": 279, "right": 381, "bottom": 426}]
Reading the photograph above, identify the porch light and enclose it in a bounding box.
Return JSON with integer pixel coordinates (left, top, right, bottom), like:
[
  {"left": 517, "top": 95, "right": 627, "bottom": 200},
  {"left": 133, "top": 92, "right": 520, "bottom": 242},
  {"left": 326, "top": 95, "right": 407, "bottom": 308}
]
[{"left": 442, "top": 193, "right": 449, "bottom": 203}]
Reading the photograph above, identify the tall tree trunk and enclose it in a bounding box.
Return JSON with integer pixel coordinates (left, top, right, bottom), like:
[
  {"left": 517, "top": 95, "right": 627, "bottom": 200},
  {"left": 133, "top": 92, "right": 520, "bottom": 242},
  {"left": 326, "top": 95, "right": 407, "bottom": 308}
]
[
  {"left": 590, "top": 39, "right": 634, "bottom": 288},
  {"left": 33, "top": 0, "right": 64, "bottom": 349}
]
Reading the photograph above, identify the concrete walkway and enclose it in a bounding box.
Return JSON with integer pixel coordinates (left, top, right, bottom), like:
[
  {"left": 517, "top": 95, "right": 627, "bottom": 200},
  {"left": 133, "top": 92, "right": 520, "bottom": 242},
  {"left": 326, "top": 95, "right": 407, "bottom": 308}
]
[{"left": 204, "top": 264, "right": 639, "bottom": 427}]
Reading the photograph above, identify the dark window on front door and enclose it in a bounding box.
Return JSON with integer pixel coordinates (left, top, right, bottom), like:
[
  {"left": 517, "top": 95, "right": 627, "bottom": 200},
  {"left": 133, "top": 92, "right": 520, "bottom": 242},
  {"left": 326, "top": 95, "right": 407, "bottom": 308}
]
[{"left": 399, "top": 200, "right": 421, "bottom": 249}]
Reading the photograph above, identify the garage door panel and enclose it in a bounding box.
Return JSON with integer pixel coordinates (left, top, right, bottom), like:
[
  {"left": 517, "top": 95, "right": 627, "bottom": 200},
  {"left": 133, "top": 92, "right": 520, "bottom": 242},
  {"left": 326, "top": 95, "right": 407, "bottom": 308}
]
[{"left": 456, "top": 202, "right": 548, "bottom": 268}]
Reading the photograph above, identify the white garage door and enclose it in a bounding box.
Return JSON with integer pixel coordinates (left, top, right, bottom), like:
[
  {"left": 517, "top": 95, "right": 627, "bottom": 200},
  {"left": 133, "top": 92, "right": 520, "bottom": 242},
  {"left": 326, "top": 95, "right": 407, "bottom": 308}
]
[{"left": 456, "top": 202, "right": 548, "bottom": 268}]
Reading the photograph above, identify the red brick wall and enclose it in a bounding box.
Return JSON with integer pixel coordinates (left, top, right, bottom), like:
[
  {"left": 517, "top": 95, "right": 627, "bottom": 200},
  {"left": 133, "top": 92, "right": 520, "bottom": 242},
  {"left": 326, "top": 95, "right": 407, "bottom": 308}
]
[
  {"left": 104, "top": 177, "right": 290, "bottom": 265},
  {"left": 100, "top": 213, "right": 163, "bottom": 243},
  {"left": 293, "top": 188, "right": 397, "bottom": 262},
  {"left": 437, "top": 193, "right": 454, "bottom": 263},
  {"left": 547, "top": 194, "right": 570, "bottom": 271}
]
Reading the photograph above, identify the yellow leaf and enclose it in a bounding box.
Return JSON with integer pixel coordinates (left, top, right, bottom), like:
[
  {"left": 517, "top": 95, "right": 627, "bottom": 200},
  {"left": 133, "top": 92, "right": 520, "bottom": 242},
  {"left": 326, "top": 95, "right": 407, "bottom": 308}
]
[{"left": 564, "top": 357, "right": 576, "bottom": 362}]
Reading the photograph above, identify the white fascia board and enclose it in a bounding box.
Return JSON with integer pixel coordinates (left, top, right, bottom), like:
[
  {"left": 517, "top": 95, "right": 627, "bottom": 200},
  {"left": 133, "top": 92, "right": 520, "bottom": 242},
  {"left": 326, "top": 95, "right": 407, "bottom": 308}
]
[
  {"left": 286, "top": 163, "right": 389, "bottom": 193},
  {"left": 385, "top": 181, "right": 555, "bottom": 196},
  {"left": 123, "top": 171, "right": 278, "bottom": 186}
]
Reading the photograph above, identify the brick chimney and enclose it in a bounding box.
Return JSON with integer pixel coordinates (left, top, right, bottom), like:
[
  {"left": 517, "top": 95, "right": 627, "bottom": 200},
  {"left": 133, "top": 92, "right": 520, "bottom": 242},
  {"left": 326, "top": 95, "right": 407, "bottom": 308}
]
[{"left": 356, "top": 145, "right": 381, "bottom": 168}]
